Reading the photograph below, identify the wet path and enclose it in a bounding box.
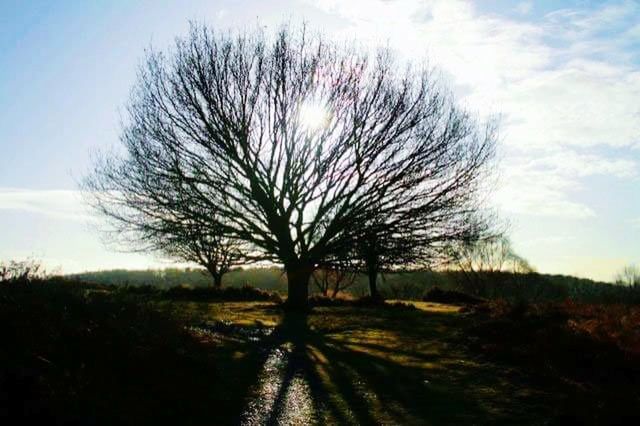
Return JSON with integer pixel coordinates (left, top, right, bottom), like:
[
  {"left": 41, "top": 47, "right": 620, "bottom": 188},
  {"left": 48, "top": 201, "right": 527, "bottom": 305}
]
[
  {"left": 190, "top": 317, "right": 321, "bottom": 425},
  {"left": 240, "top": 343, "right": 316, "bottom": 425},
  {"left": 184, "top": 303, "right": 563, "bottom": 425},
  {"left": 237, "top": 314, "right": 324, "bottom": 426}
]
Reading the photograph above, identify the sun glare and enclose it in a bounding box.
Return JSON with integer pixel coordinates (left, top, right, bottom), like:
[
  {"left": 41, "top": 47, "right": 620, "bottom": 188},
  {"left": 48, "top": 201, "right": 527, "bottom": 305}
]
[{"left": 299, "top": 102, "right": 328, "bottom": 131}]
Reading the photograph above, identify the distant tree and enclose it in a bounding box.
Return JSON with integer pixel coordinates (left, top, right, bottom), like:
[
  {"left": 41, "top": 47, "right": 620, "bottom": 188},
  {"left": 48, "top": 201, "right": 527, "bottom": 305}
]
[
  {"left": 84, "top": 155, "right": 246, "bottom": 288},
  {"left": 312, "top": 261, "right": 357, "bottom": 298},
  {"left": 84, "top": 24, "right": 496, "bottom": 310},
  {"left": 160, "top": 219, "right": 245, "bottom": 288},
  {"left": 450, "top": 236, "right": 532, "bottom": 273},
  {"left": 352, "top": 214, "right": 487, "bottom": 299},
  {"left": 448, "top": 236, "right": 534, "bottom": 295},
  {"left": 614, "top": 264, "right": 640, "bottom": 287},
  {"left": 0, "top": 258, "right": 47, "bottom": 284}
]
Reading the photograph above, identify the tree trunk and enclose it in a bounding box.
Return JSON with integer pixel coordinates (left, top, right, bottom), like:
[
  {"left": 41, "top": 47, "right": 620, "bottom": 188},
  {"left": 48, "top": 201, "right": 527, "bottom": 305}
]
[
  {"left": 285, "top": 263, "right": 312, "bottom": 311},
  {"left": 206, "top": 265, "right": 223, "bottom": 288},
  {"left": 331, "top": 285, "right": 339, "bottom": 299},
  {"left": 212, "top": 273, "right": 223, "bottom": 288},
  {"left": 368, "top": 267, "right": 379, "bottom": 300}
]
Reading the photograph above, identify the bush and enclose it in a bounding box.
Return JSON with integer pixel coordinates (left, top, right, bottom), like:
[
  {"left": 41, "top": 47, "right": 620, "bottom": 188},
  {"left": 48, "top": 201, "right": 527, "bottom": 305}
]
[
  {"left": 163, "top": 284, "right": 275, "bottom": 301},
  {"left": 423, "top": 287, "right": 484, "bottom": 305},
  {"left": 0, "top": 259, "right": 48, "bottom": 284},
  {"left": 464, "top": 299, "right": 640, "bottom": 423},
  {"left": 0, "top": 278, "right": 218, "bottom": 424}
]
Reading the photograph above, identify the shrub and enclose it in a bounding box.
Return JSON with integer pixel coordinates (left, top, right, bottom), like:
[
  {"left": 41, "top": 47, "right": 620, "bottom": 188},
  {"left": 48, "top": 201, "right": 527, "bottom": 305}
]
[
  {"left": 0, "top": 259, "right": 47, "bottom": 284},
  {"left": 163, "top": 284, "right": 274, "bottom": 301},
  {"left": 0, "top": 277, "right": 218, "bottom": 424},
  {"left": 423, "top": 286, "right": 484, "bottom": 305}
]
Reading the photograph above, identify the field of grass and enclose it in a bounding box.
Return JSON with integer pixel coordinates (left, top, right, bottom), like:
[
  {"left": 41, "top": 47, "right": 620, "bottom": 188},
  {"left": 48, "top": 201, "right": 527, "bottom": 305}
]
[{"left": 2, "top": 280, "right": 639, "bottom": 424}]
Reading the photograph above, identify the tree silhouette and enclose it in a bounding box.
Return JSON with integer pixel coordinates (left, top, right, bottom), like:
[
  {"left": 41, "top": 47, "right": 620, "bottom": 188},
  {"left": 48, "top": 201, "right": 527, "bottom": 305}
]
[
  {"left": 84, "top": 24, "right": 496, "bottom": 310},
  {"left": 614, "top": 264, "right": 640, "bottom": 287},
  {"left": 447, "top": 236, "right": 534, "bottom": 295},
  {"left": 312, "top": 260, "right": 357, "bottom": 298},
  {"left": 159, "top": 218, "right": 244, "bottom": 288}
]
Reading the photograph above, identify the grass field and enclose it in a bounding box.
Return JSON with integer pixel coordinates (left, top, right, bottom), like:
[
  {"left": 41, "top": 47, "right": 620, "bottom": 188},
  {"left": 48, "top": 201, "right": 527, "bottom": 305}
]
[{"left": 2, "top": 282, "right": 639, "bottom": 425}]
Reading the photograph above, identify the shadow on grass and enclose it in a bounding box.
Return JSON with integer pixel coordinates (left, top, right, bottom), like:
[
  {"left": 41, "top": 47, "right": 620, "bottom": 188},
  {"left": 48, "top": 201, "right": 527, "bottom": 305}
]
[{"left": 239, "top": 308, "right": 495, "bottom": 425}]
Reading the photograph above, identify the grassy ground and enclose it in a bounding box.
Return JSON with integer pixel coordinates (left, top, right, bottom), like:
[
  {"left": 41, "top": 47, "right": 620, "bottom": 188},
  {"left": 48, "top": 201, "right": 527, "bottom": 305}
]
[
  {"left": 2, "top": 282, "right": 639, "bottom": 425},
  {"left": 160, "top": 300, "right": 639, "bottom": 425}
]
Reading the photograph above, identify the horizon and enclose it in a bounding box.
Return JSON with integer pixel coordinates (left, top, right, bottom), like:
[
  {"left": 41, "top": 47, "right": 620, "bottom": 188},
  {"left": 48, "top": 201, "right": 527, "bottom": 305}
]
[
  {"left": 1, "top": 0, "right": 639, "bottom": 282},
  {"left": 67, "top": 264, "right": 612, "bottom": 286}
]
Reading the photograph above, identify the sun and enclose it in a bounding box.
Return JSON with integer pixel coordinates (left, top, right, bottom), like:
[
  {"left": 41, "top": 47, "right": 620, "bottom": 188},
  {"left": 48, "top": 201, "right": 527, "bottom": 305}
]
[{"left": 299, "top": 102, "right": 328, "bottom": 131}]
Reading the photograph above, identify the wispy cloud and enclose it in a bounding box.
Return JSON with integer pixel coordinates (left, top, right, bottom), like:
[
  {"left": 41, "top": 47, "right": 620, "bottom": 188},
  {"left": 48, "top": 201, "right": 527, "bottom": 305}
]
[
  {"left": 545, "top": 1, "right": 639, "bottom": 39},
  {"left": 0, "top": 188, "right": 92, "bottom": 221},
  {"left": 493, "top": 167, "right": 596, "bottom": 219}
]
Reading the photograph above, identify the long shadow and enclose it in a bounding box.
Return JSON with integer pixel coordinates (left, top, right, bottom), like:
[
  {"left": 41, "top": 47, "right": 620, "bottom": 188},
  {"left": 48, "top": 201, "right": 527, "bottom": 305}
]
[
  {"left": 240, "top": 312, "right": 381, "bottom": 425},
  {"left": 239, "top": 308, "right": 494, "bottom": 425}
]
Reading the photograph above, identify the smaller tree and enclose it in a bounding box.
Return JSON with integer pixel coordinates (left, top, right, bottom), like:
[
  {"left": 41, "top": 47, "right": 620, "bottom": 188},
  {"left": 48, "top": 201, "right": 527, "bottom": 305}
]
[
  {"left": 614, "top": 264, "right": 640, "bottom": 287},
  {"left": 161, "top": 224, "right": 244, "bottom": 288},
  {"left": 312, "top": 263, "right": 357, "bottom": 298},
  {"left": 448, "top": 236, "right": 534, "bottom": 295},
  {"left": 351, "top": 212, "right": 491, "bottom": 299}
]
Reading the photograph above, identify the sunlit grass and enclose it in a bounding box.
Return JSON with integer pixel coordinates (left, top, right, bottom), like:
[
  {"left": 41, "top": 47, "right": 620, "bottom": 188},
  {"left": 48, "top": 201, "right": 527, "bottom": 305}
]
[
  {"left": 162, "top": 299, "right": 553, "bottom": 424},
  {"left": 157, "top": 300, "right": 282, "bottom": 326}
]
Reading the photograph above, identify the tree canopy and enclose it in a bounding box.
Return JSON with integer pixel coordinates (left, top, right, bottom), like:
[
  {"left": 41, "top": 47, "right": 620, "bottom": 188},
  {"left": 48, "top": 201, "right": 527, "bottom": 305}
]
[{"left": 84, "top": 24, "right": 496, "bottom": 309}]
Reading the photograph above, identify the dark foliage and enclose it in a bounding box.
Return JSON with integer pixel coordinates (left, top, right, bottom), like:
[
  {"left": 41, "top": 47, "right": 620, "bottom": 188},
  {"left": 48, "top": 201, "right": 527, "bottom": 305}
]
[
  {"left": 465, "top": 301, "right": 640, "bottom": 425},
  {"left": 163, "top": 284, "right": 275, "bottom": 302},
  {"left": 0, "top": 278, "right": 223, "bottom": 425},
  {"left": 71, "top": 267, "right": 640, "bottom": 304},
  {"left": 71, "top": 266, "right": 285, "bottom": 291},
  {"left": 423, "top": 286, "right": 483, "bottom": 305},
  {"left": 376, "top": 270, "right": 640, "bottom": 304}
]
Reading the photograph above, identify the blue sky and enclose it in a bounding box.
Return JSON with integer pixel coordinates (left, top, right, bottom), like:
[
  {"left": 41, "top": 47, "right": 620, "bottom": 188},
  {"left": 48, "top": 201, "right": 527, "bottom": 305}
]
[{"left": 0, "top": 0, "right": 638, "bottom": 280}]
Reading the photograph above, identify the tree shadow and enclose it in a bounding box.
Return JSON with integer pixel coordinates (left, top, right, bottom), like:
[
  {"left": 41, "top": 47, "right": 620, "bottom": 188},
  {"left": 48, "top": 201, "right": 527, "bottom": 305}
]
[{"left": 239, "top": 308, "right": 496, "bottom": 425}]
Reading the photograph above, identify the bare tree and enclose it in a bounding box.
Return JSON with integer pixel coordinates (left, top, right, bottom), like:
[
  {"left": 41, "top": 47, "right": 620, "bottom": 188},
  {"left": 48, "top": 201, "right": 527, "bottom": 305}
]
[
  {"left": 84, "top": 24, "right": 496, "bottom": 310},
  {"left": 159, "top": 219, "right": 244, "bottom": 288},
  {"left": 351, "top": 213, "right": 488, "bottom": 299},
  {"left": 614, "top": 264, "right": 640, "bottom": 287},
  {"left": 83, "top": 154, "right": 245, "bottom": 287},
  {"left": 448, "top": 236, "right": 534, "bottom": 294},
  {"left": 312, "top": 260, "right": 357, "bottom": 298}
]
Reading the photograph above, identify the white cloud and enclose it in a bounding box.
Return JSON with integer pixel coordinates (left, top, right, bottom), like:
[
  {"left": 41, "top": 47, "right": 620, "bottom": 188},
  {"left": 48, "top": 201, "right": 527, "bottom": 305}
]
[
  {"left": 527, "top": 150, "right": 637, "bottom": 179},
  {"left": 501, "top": 62, "right": 640, "bottom": 150},
  {"left": 0, "top": 188, "right": 92, "bottom": 221},
  {"left": 493, "top": 164, "right": 596, "bottom": 219},
  {"left": 305, "top": 0, "right": 640, "bottom": 219},
  {"left": 493, "top": 148, "right": 637, "bottom": 218}
]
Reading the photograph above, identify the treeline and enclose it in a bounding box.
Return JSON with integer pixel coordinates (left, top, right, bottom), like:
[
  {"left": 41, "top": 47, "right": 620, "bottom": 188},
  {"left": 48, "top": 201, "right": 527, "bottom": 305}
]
[
  {"left": 71, "top": 267, "right": 285, "bottom": 292},
  {"left": 69, "top": 267, "right": 640, "bottom": 304},
  {"left": 377, "top": 270, "right": 640, "bottom": 304}
]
